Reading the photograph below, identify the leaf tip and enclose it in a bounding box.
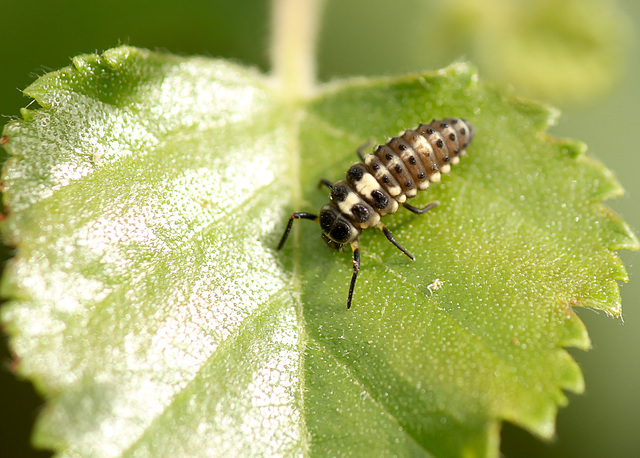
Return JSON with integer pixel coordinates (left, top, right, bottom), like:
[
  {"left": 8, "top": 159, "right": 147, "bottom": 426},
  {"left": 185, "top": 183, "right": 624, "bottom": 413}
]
[
  {"left": 606, "top": 209, "right": 640, "bottom": 252},
  {"left": 559, "top": 306, "right": 591, "bottom": 351}
]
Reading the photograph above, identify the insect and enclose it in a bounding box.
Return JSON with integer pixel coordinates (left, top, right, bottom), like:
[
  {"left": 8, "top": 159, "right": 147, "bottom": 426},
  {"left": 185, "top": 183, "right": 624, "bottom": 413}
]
[{"left": 278, "top": 118, "right": 474, "bottom": 309}]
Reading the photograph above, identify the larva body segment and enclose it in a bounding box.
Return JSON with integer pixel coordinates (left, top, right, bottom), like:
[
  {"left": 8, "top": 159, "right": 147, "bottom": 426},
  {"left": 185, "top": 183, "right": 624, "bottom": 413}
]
[{"left": 278, "top": 118, "right": 475, "bottom": 309}]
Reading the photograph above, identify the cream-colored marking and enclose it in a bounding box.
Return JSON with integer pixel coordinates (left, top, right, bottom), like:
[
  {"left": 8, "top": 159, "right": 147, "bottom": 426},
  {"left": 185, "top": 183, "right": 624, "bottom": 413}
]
[
  {"left": 371, "top": 161, "right": 404, "bottom": 199},
  {"left": 388, "top": 157, "right": 403, "bottom": 169},
  {"left": 365, "top": 212, "right": 381, "bottom": 228},
  {"left": 385, "top": 183, "right": 402, "bottom": 196},
  {"left": 418, "top": 180, "right": 430, "bottom": 190},
  {"left": 354, "top": 212, "right": 381, "bottom": 229},
  {"left": 337, "top": 191, "right": 380, "bottom": 228},
  {"left": 451, "top": 157, "right": 460, "bottom": 165},
  {"left": 405, "top": 188, "right": 417, "bottom": 198},
  {"left": 440, "top": 164, "right": 451, "bottom": 174},
  {"left": 459, "top": 150, "right": 467, "bottom": 156},
  {"left": 389, "top": 200, "right": 399, "bottom": 213},
  {"left": 348, "top": 225, "right": 360, "bottom": 241},
  {"left": 337, "top": 192, "right": 363, "bottom": 216},
  {"left": 429, "top": 172, "right": 441, "bottom": 182},
  {"left": 410, "top": 134, "right": 430, "bottom": 153},
  {"left": 355, "top": 172, "right": 382, "bottom": 198},
  {"left": 396, "top": 194, "right": 407, "bottom": 203},
  {"left": 399, "top": 151, "right": 411, "bottom": 161},
  {"left": 412, "top": 133, "right": 429, "bottom": 149}
]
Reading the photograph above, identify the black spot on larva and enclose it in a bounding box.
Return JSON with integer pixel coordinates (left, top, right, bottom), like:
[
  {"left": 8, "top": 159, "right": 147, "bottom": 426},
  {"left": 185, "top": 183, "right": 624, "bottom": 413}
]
[
  {"left": 460, "top": 128, "right": 466, "bottom": 135},
  {"left": 371, "top": 190, "right": 388, "bottom": 209},
  {"left": 382, "top": 175, "right": 390, "bottom": 183},
  {"left": 331, "top": 221, "right": 351, "bottom": 243},
  {"left": 394, "top": 165, "right": 402, "bottom": 173},
  {"left": 426, "top": 128, "right": 434, "bottom": 135},
  {"left": 405, "top": 181, "right": 413, "bottom": 188},
  {"left": 319, "top": 209, "right": 336, "bottom": 232},
  {"left": 372, "top": 163, "right": 380, "bottom": 170},
  {"left": 449, "top": 133, "right": 456, "bottom": 141},
  {"left": 443, "top": 156, "right": 450, "bottom": 162},
  {"left": 440, "top": 123, "right": 449, "bottom": 128},
  {"left": 385, "top": 153, "right": 393, "bottom": 160},
  {"left": 451, "top": 119, "right": 459, "bottom": 124},
  {"left": 331, "top": 185, "right": 349, "bottom": 202},
  {"left": 436, "top": 139, "right": 444, "bottom": 148},
  {"left": 418, "top": 172, "right": 426, "bottom": 179},
  {"left": 431, "top": 164, "right": 439, "bottom": 171},
  {"left": 351, "top": 204, "right": 369, "bottom": 222},
  {"left": 398, "top": 144, "right": 407, "bottom": 151},
  {"left": 347, "top": 166, "right": 364, "bottom": 182},
  {"left": 408, "top": 156, "right": 416, "bottom": 165}
]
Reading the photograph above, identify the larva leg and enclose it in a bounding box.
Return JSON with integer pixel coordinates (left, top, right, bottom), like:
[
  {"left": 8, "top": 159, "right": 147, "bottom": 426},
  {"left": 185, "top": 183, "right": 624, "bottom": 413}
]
[
  {"left": 277, "top": 212, "right": 318, "bottom": 250},
  {"left": 347, "top": 241, "right": 361, "bottom": 309},
  {"left": 378, "top": 224, "right": 414, "bottom": 260},
  {"left": 357, "top": 139, "right": 374, "bottom": 161},
  {"left": 402, "top": 201, "right": 439, "bottom": 215},
  {"left": 317, "top": 178, "right": 333, "bottom": 190}
]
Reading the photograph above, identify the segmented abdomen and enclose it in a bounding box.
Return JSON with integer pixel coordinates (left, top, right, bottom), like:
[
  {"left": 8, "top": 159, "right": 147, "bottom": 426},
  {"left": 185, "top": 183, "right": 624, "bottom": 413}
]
[{"left": 329, "top": 118, "right": 474, "bottom": 229}]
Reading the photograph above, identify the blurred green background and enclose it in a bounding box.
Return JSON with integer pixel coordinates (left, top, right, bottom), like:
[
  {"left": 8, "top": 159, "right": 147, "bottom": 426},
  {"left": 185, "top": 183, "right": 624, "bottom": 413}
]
[{"left": 0, "top": 0, "right": 637, "bottom": 456}]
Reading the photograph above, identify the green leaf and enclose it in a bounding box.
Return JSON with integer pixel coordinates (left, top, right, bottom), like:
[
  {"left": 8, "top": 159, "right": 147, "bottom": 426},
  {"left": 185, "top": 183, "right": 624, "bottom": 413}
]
[{"left": 1, "top": 47, "right": 636, "bottom": 457}]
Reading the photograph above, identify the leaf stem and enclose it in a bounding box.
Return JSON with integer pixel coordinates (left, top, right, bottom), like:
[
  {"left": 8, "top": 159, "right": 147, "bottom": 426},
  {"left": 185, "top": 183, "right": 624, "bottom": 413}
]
[{"left": 270, "top": 0, "right": 324, "bottom": 99}]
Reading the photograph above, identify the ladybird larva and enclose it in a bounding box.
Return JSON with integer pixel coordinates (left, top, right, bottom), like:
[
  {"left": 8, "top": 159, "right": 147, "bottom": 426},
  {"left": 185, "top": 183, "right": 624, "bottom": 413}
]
[{"left": 278, "top": 118, "right": 474, "bottom": 309}]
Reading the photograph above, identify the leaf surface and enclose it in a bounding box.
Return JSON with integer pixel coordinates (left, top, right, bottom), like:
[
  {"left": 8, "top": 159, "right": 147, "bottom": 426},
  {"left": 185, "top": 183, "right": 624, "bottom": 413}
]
[{"left": 1, "top": 46, "right": 636, "bottom": 457}]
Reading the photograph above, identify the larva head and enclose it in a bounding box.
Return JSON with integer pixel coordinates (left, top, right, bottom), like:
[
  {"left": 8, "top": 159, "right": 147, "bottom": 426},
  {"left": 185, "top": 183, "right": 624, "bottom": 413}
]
[{"left": 319, "top": 204, "right": 361, "bottom": 250}]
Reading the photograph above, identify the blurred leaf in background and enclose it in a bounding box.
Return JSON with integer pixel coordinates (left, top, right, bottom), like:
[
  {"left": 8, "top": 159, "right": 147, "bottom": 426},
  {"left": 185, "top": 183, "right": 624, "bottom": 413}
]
[
  {"left": 319, "top": 0, "right": 630, "bottom": 105},
  {"left": 437, "top": 0, "right": 631, "bottom": 104}
]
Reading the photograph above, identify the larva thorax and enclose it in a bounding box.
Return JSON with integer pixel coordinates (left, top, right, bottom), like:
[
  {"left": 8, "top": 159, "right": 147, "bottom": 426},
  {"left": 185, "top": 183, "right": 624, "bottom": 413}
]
[{"left": 319, "top": 118, "right": 474, "bottom": 249}]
